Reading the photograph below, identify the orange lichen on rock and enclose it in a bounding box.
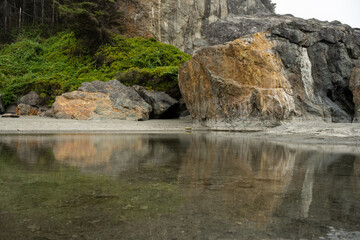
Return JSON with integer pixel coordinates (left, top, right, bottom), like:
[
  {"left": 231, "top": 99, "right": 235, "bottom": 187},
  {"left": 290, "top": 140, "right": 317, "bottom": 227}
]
[
  {"left": 178, "top": 33, "right": 295, "bottom": 127},
  {"left": 52, "top": 92, "right": 106, "bottom": 120},
  {"left": 51, "top": 80, "right": 152, "bottom": 121},
  {"left": 16, "top": 104, "right": 39, "bottom": 116}
]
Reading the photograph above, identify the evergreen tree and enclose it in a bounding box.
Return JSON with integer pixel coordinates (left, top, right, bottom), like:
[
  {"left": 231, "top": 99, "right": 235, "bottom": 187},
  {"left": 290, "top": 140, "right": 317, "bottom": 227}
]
[
  {"left": 0, "top": 0, "right": 122, "bottom": 45},
  {"left": 260, "top": 0, "right": 276, "bottom": 13},
  {"left": 58, "top": 0, "right": 122, "bottom": 49}
]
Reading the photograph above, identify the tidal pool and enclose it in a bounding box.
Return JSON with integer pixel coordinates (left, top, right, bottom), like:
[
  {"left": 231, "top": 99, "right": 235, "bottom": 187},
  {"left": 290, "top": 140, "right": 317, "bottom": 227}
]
[{"left": 0, "top": 133, "right": 359, "bottom": 240}]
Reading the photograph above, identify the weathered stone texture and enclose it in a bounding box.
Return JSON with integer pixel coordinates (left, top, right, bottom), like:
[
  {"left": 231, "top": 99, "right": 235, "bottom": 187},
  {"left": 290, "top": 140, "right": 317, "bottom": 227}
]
[
  {"left": 179, "top": 17, "right": 360, "bottom": 128},
  {"left": 179, "top": 33, "right": 296, "bottom": 128},
  {"left": 133, "top": 85, "right": 178, "bottom": 119},
  {"left": 119, "top": 0, "right": 271, "bottom": 53},
  {"left": 16, "top": 104, "right": 38, "bottom": 116},
  {"left": 18, "top": 91, "right": 41, "bottom": 106},
  {"left": 52, "top": 80, "right": 152, "bottom": 120},
  {"left": 350, "top": 67, "right": 360, "bottom": 123},
  {"left": 5, "top": 104, "right": 17, "bottom": 114}
]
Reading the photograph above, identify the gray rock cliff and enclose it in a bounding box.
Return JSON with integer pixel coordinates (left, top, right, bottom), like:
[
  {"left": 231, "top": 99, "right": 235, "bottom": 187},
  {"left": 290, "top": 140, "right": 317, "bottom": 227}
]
[
  {"left": 178, "top": 15, "right": 360, "bottom": 128},
  {"left": 119, "top": 0, "right": 272, "bottom": 53}
]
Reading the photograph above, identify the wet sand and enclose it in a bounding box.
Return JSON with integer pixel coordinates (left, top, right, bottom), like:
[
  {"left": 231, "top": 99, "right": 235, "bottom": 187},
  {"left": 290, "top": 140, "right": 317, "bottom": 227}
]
[{"left": 0, "top": 116, "right": 359, "bottom": 146}]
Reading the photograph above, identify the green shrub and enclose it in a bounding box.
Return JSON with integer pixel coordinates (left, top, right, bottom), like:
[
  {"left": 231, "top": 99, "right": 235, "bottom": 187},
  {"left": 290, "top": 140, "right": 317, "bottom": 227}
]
[
  {"left": 97, "top": 36, "right": 191, "bottom": 70},
  {"left": 0, "top": 33, "right": 191, "bottom": 107},
  {"left": 117, "top": 66, "right": 181, "bottom": 99}
]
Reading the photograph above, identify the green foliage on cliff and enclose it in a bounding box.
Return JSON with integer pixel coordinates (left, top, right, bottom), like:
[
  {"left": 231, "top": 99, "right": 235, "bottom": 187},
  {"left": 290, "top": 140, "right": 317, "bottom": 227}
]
[
  {"left": 117, "top": 67, "right": 181, "bottom": 99},
  {"left": 0, "top": 33, "right": 191, "bottom": 106},
  {"left": 98, "top": 36, "right": 190, "bottom": 70}
]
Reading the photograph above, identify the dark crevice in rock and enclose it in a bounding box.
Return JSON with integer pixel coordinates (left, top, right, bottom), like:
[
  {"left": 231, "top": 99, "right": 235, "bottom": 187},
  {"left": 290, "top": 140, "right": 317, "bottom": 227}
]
[
  {"left": 318, "top": 40, "right": 338, "bottom": 46},
  {"left": 201, "top": 0, "right": 211, "bottom": 36},
  {"left": 326, "top": 85, "right": 355, "bottom": 122},
  {"left": 156, "top": 103, "right": 180, "bottom": 119},
  {"left": 133, "top": 85, "right": 180, "bottom": 119}
]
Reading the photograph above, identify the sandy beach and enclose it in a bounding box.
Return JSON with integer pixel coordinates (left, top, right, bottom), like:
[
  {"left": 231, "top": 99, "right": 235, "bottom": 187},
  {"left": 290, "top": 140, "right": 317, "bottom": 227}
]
[
  {"left": 0, "top": 116, "right": 360, "bottom": 147},
  {"left": 0, "top": 116, "right": 195, "bottom": 133}
]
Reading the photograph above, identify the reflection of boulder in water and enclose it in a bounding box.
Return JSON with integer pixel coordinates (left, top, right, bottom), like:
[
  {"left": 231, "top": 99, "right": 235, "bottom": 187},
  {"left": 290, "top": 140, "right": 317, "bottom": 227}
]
[
  {"left": 50, "top": 134, "right": 189, "bottom": 175},
  {"left": 178, "top": 134, "right": 297, "bottom": 229},
  {"left": 0, "top": 134, "right": 190, "bottom": 175},
  {"left": 53, "top": 137, "right": 104, "bottom": 165},
  {"left": 52, "top": 135, "right": 150, "bottom": 172},
  {"left": 177, "top": 134, "right": 360, "bottom": 234},
  {"left": 0, "top": 133, "right": 359, "bottom": 239}
]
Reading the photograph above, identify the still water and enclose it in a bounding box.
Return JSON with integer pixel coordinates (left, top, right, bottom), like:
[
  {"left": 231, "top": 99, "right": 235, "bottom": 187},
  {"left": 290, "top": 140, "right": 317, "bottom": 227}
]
[{"left": 0, "top": 133, "right": 359, "bottom": 240}]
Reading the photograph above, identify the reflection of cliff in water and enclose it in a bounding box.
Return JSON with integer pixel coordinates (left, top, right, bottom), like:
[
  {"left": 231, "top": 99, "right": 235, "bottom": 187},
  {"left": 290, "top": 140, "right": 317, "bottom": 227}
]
[
  {"left": 176, "top": 134, "right": 360, "bottom": 238},
  {"left": 0, "top": 133, "right": 359, "bottom": 238},
  {"left": 275, "top": 153, "right": 360, "bottom": 235},
  {"left": 178, "top": 135, "right": 298, "bottom": 229}
]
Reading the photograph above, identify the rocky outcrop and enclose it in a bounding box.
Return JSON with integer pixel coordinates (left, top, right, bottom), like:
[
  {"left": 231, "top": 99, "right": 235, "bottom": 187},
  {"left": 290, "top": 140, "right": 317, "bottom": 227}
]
[
  {"left": 179, "top": 33, "right": 297, "bottom": 129},
  {"left": 119, "top": 0, "right": 272, "bottom": 53},
  {"left": 14, "top": 91, "right": 50, "bottom": 116},
  {"left": 51, "top": 80, "right": 152, "bottom": 120},
  {"left": 350, "top": 68, "right": 360, "bottom": 122},
  {"left": 204, "top": 13, "right": 287, "bottom": 46},
  {"left": 0, "top": 94, "right": 4, "bottom": 114},
  {"left": 5, "top": 104, "right": 17, "bottom": 114},
  {"left": 18, "top": 91, "right": 41, "bottom": 106},
  {"left": 179, "top": 16, "right": 360, "bottom": 128},
  {"left": 16, "top": 104, "right": 38, "bottom": 116},
  {"left": 133, "top": 85, "right": 178, "bottom": 119},
  {"left": 48, "top": 80, "right": 186, "bottom": 120}
]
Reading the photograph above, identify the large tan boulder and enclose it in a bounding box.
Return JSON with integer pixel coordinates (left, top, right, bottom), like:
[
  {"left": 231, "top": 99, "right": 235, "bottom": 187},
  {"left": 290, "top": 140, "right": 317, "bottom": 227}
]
[
  {"left": 179, "top": 33, "right": 296, "bottom": 129},
  {"left": 52, "top": 80, "right": 152, "bottom": 121}
]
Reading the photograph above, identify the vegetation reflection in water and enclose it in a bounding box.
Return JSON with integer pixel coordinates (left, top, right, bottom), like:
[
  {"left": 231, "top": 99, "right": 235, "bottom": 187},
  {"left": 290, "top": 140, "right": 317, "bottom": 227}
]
[
  {"left": 0, "top": 135, "right": 183, "bottom": 239},
  {"left": 0, "top": 134, "right": 359, "bottom": 240}
]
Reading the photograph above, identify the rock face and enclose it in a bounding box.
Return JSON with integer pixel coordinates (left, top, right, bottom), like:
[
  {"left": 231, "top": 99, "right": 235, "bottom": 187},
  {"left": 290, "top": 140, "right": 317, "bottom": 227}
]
[
  {"left": 5, "top": 104, "right": 17, "bottom": 114},
  {"left": 15, "top": 91, "right": 50, "bottom": 116},
  {"left": 18, "top": 91, "right": 41, "bottom": 106},
  {"left": 179, "top": 16, "right": 360, "bottom": 128},
  {"left": 133, "top": 85, "right": 178, "bottom": 119},
  {"left": 0, "top": 94, "right": 3, "bottom": 114},
  {"left": 350, "top": 68, "right": 360, "bottom": 122},
  {"left": 119, "top": 0, "right": 272, "bottom": 53},
  {"left": 51, "top": 80, "right": 152, "bottom": 120},
  {"left": 16, "top": 104, "right": 38, "bottom": 116},
  {"left": 179, "top": 33, "right": 296, "bottom": 128}
]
